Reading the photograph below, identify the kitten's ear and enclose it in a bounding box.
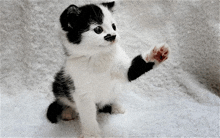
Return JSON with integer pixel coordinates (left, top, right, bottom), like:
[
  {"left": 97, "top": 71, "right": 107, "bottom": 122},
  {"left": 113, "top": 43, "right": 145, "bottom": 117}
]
[
  {"left": 102, "top": 1, "right": 115, "bottom": 11},
  {"left": 60, "top": 5, "right": 81, "bottom": 31}
]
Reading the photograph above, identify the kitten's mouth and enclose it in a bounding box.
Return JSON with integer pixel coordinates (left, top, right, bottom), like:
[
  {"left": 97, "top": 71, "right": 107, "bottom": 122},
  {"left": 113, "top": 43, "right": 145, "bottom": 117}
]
[
  {"left": 111, "top": 38, "right": 118, "bottom": 44},
  {"left": 111, "top": 40, "right": 116, "bottom": 43},
  {"left": 108, "top": 40, "right": 116, "bottom": 46},
  {"left": 99, "top": 39, "right": 117, "bottom": 47}
]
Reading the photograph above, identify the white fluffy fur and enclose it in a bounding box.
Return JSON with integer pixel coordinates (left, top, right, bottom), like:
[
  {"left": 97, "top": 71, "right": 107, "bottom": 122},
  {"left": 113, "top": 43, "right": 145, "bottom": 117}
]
[
  {"left": 59, "top": 4, "right": 168, "bottom": 137},
  {"left": 59, "top": 5, "right": 131, "bottom": 137}
]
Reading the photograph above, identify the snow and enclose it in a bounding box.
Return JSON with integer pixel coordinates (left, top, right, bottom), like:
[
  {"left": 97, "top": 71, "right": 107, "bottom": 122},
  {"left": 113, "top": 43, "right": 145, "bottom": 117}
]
[{"left": 1, "top": 0, "right": 219, "bottom": 137}]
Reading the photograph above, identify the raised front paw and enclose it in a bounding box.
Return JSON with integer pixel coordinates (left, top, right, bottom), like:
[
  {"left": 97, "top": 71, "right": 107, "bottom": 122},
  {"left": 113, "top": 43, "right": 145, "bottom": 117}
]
[{"left": 145, "top": 43, "right": 170, "bottom": 63}]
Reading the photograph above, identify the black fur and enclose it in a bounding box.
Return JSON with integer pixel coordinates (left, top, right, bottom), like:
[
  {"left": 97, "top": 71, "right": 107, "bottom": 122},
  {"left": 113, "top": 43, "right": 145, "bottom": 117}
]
[
  {"left": 60, "top": 4, "right": 104, "bottom": 44},
  {"left": 98, "top": 104, "right": 112, "bottom": 114},
  {"left": 104, "top": 34, "right": 116, "bottom": 42},
  {"left": 52, "top": 68, "right": 75, "bottom": 102},
  {"left": 47, "top": 100, "right": 66, "bottom": 123},
  {"left": 102, "top": 1, "right": 115, "bottom": 11},
  {"left": 47, "top": 68, "right": 75, "bottom": 123},
  {"left": 128, "top": 55, "right": 155, "bottom": 81}
]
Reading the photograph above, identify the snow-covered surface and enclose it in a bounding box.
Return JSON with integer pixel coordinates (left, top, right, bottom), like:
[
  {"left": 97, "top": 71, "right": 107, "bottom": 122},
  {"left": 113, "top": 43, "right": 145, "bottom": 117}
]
[{"left": 1, "top": 0, "right": 220, "bottom": 137}]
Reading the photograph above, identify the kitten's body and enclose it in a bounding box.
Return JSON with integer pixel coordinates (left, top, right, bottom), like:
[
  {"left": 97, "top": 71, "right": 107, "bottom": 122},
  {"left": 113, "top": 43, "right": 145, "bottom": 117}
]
[{"left": 47, "top": 1, "right": 170, "bottom": 137}]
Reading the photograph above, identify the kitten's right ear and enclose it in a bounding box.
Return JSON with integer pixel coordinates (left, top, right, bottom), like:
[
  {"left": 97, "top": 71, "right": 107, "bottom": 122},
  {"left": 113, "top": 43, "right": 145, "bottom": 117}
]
[
  {"left": 102, "top": 1, "right": 115, "bottom": 11},
  {"left": 60, "top": 5, "right": 81, "bottom": 31}
]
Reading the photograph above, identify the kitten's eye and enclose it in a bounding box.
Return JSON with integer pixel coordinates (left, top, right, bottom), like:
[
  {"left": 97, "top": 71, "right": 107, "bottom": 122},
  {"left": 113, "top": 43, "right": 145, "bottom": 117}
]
[
  {"left": 112, "top": 23, "right": 116, "bottom": 31},
  {"left": 94, "top": 26, "right": 103, "bottom": 34}
]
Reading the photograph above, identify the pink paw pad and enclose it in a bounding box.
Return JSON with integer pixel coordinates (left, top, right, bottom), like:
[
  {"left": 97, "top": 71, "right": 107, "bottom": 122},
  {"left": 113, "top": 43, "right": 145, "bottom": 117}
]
[
  {"left": 152, "top": 45, "right": 169, "bottom": 62},
  {"left": 146, "top": 44, "right": 169, "bottom": 63},
  {"left": 61, "top": 107, "right": 77, "bottom": 121}
]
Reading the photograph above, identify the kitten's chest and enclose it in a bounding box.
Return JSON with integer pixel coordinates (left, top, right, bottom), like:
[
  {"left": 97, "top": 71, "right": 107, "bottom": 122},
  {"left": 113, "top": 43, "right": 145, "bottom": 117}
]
[
  {"left": 88, "top": 52, "right": 115, "bottom": 73},
  {"left": 66, "top": 53, "right": 116, "bottom": 86},
  {"left": 67, "top": 62, "right": 114, "bottom": 95}
]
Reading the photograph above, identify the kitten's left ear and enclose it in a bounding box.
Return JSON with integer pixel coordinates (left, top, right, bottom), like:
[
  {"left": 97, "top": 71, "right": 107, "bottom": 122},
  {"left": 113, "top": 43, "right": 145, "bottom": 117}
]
[
  {"left": 60, "top": 5, "right": 81, "bottom": 31},
  {"left": 102, "top": 1, "right": 115, "bottom": 11}
]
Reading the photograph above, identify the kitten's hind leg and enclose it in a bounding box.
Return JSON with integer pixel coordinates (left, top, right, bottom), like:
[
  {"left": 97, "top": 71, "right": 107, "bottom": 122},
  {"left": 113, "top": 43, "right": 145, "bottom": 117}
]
[
  {"left": 47, "top": 98, "right": 77, "bottom": 123},
  {"left": 98, "top": 104, "right": 112, "bottom": 114},
  {"left": 59, "top": 97, "right": 78, "bottom": 121},
  {"left": 61, "top": 106, "right": 78, "bottom": 121},
  {"left": 46, "top": 100, "right": 66, "bottom": 123},
  {"left": 98, "top": 103, "right": 125, "bottom": 114}
]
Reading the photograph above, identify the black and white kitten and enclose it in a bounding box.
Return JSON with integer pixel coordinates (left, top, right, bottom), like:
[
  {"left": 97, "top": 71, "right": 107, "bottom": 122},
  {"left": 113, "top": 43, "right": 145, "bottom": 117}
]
[{"left": 47, "top": 1, "right": 170, "bottom": 137}]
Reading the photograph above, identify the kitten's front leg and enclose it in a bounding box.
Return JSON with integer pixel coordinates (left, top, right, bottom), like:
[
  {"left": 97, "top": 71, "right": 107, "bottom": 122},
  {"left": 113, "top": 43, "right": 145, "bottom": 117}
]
[
  {"left": 128, "top": 43, "right": 170, "bottom": 81},
  {"left": 74, "top": 95, "right": 101, "bottom": 137}
]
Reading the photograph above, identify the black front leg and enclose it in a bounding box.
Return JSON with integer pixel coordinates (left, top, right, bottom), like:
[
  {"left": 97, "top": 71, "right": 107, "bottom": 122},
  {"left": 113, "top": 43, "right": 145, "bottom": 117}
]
[
  {"left": 127, "top": 55, "right": 155, "bottom": 81},
  {"left": 127, "top": 44, "right": 170, "bottom": 81}
]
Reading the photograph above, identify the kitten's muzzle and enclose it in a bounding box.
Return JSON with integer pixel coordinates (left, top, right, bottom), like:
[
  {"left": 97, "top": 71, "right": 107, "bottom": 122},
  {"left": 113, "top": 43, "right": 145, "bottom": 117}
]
[{"left": 104, "top": 34, "right": 116, "bottom": 42}]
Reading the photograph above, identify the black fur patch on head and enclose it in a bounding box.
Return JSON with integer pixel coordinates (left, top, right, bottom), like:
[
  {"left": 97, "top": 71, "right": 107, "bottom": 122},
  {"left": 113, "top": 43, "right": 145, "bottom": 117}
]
[
  {"left": 52, "top": 68, "right": 75, "bottom": 102},
  {"left": 60, "top": 4, "right": 104, "bottom": 44},
  {"left": 128, "top": 55, "right": 155, "bottom": 81},
  {"left": 102, "top": 1, "right": 115, "bottom": 11}
]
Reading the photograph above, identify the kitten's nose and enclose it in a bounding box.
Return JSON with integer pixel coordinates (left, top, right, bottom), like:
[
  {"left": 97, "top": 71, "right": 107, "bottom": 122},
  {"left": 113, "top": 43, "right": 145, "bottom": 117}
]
[{"left": 104, "top": 34, "right": 116, "bottom": 42}]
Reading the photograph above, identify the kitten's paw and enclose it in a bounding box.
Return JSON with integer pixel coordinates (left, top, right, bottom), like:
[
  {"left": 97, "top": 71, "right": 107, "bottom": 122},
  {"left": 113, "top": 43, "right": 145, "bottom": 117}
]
[
  {"left": 112, "top": 104, "right": 125, "bottom": 114},
  {"left": 145, "top": 43, "right": 170, "bottom": 63},
  {"left": 81, "top": 123, "right": 101, "bottom": 138},
  {"left": 61, "top": 107, "right": 78, "bottom": 121}
]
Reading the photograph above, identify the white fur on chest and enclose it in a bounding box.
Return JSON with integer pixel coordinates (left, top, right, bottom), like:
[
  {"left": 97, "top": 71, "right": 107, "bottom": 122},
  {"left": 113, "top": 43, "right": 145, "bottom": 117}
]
[{"left": 65, "top": 47, "right": 121, "bottom": 105}]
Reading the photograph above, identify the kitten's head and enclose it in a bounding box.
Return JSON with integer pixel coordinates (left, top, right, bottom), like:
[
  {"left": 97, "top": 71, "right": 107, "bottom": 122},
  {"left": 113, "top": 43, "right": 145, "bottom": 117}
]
[{"left": 60, "top": 1, "right": 119, "bottom": 56}]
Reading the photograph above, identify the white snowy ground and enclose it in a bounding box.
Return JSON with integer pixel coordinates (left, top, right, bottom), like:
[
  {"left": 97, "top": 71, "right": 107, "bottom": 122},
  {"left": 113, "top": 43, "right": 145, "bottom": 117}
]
[{"left": 1, "top": 0, "right": 220, "bottom": 137}]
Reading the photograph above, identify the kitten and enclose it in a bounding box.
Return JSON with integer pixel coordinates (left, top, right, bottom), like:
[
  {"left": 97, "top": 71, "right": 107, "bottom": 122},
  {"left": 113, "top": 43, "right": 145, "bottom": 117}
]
[{"left": 46, "top": 1, "right": 170, "bottom": 137}]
